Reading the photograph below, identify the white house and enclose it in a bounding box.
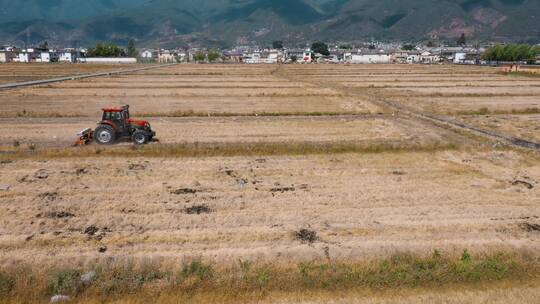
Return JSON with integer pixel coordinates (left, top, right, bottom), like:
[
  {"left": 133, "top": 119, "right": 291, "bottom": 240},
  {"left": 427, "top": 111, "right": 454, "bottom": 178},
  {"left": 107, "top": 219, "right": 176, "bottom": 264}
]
[
  {"left": 453, "top": 52, "right": 467, "bottom": 64},
  {"left": 38, "top": 51, "right": 50, "bottom": 63},
  {"left": 18, "top": 52, "right": 30, "bottom": 63},
  {"left": 175, "top": 51, "right": 187, "bottom": 62},
  {"left": 141, "top": 49, "right": 157, "bottom": 62},
  {"left": 59, "top": 50, "right": 79, "bottom": 63},
  {"left": 419, "top": 51, "right": 440, "bottom": 64},
  {"left": 391, "top": 51, "right": 409, "bottom": 64},
  {"left": 141, "top": 50, "right": 153, "bottom": 59},
  {"left": 0, "top": 51, "right": 15, "bottom": 63},
  {"left": 266, "top": 51, "right": 280, "bottom": 64},
  {"left": 350, "top": 51, "right": 392, "bottom": 64},
  {"left": 245, "top": 52, "right": 261, "bottom": 64},
  {"left": 406, "top": 53, "right": 421, "bottom": 64}
]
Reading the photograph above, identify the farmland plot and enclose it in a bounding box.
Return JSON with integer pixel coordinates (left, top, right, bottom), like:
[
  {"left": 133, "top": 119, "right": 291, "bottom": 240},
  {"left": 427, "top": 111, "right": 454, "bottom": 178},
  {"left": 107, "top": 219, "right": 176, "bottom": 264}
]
[{"left": 0, "top": 64, "right": 539, "bottom": 303}]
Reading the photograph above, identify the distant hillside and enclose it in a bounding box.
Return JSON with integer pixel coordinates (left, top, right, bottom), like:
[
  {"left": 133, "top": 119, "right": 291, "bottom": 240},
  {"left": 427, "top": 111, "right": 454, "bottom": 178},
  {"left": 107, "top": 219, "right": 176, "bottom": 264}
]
[{"left": 0, "top": 0, "right": 538, "bottom": 47}]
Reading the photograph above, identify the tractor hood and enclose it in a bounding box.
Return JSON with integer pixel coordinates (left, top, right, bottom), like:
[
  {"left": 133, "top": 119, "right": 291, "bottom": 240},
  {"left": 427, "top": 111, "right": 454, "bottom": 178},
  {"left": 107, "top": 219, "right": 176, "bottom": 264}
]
[{"left": 128, "top": 118, "right": 150, "bottom": 127}]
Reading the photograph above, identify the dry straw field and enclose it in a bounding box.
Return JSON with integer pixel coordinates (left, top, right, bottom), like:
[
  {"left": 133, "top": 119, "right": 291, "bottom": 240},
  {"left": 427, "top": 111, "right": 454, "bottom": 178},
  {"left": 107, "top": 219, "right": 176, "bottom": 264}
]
[{"left": 0, "top": 63, "right": 539, "bottom": 303}]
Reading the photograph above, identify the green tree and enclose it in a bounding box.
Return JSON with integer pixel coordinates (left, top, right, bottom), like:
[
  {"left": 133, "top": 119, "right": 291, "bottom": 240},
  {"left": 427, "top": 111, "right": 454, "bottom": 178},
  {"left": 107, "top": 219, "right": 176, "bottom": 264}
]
[
  {"left": 39, "top": 41, "right": 49, "bottom": 50},
  {"left": 194, "top": 51, "right": 205, "bottom": 62},
  {"left": 311, "top": 42, "right": 330, "bottom": 56},
  {"left": 401, "top": 44, "right": 415, "bottom": 51},
  {"left": 482, "top": 43, "right": 540, "bottom": 62},
  {"left": 87, "top": 42, "right": 125, "bottom": 57},
  {"left": 127, "top": 39, "right": 138, "bottom": 58},
  {"left": 457, "top": 33, "right": 466, "bottom": 46},
  {"left": 207, "top": 49, "right": 220, "bottom": 62},
  {"left": 272, "top": 41, "right": 284, "bottom": 50}
]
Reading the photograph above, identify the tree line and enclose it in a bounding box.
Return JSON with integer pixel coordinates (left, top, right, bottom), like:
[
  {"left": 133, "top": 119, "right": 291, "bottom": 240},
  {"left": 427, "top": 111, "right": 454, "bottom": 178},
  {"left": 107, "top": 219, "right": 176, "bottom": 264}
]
[
  {"left": 86, "top": 40, "right": 138, "bottom": 58},
  {"left": 482, "top": 43, "right": 540, "bottom": 62}
]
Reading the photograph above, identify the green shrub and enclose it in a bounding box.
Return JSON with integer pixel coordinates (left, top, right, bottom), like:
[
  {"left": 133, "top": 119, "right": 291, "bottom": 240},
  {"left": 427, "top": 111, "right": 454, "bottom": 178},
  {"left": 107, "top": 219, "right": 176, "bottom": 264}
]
[
  {"left": 0, "top": 272, "right": 15, "bottom": 296},
  {"left": 48, "top": 269, "right": 81, "bottom": 295},
  {"left": 180, "top": 261, "right": 213, "bottom": 281}
]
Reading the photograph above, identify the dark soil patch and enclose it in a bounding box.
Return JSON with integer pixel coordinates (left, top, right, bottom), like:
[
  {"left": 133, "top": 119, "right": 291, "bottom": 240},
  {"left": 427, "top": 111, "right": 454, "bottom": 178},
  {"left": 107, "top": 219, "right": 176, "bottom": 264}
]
[
  {"left": 294, "top": 228, "right": 318, "bottom": 244},
  {"left": 37, "top": 211, "right": 75, "bottom": 219},
  {"left": 84, "top": 225, "right": 109, "bottom": 240},
  {"left": 75, "top": 168, "right": 88, "bottom": 176},
  {"left": 298, "top": 184, "right": 310, "bottom": 190},
  {"left": 84, "top": 225, "right": 99, "bottom": 236},
  {"left": 171, "top": 188, "right": 198, "bottom": 195},
  {"left": 34, "top": 170, "right": 49, "bottom": 179},
  {"left": 128, "top": 164, "right": 146, "bottom": 170},
  {"left": 184, "top": 204, "right": 212, "bottom": 215},
  {"left": 38, "top": 192, "right": 58, "bottom": 202},
  {"left": 520, "top": 222, "right": 540, "bottom": 232},
  {"left": 270, "top": 187, "right": 295, "bottom": 193},
  {"left": 512, "top": 180, "right": 534, "bottom": 189}
]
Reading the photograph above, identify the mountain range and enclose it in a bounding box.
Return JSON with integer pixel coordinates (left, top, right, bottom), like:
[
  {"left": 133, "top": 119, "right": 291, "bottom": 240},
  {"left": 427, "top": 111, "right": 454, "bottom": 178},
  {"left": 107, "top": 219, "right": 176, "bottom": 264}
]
[{"left": 0, "top": 0, "right": 538, "bottom": 47}]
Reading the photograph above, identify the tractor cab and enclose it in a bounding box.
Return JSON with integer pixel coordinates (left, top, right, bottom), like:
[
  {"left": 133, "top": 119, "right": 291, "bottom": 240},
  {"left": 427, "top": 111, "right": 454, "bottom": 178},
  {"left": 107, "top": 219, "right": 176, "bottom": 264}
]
[
  {"left": 101, "top": 106, "right": 131, "bottom": 135},
  {"left": 93, "top": 105, "right": 156, "bottom": 145}
]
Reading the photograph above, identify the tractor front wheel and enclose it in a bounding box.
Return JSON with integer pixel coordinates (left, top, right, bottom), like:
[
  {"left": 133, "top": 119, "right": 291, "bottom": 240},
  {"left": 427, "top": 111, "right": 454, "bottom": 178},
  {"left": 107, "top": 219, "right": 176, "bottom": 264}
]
[
  {"left": 132, "top": 130, "right": 150, "bottom": 145},
  {"left": 94, "top": 125, "right": 116, "bottom": 145}
]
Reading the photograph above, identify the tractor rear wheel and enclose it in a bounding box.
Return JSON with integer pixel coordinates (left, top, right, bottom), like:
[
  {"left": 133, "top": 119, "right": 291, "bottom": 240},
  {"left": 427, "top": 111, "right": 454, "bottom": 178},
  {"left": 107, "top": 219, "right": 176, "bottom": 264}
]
[
  {"left": 132, "top": 130, "right": 149, "bottom": 145},
  {"left": 94, "top": 125, "right": 116, "bottom": 145}
]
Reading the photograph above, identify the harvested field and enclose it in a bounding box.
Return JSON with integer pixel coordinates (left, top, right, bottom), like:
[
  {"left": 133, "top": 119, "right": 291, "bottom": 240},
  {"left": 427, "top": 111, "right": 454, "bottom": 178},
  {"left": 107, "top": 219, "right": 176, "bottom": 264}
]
[
  {"left": 1, "top": 150, "right": 539, "bottom": 266},
  {"left": 0, "top": 115, "right": 466, "bottom": 148},
  {"left": 0, "top": 65, "right": 379, "bottom": 117},
  {"left": 461, "top": 114, "right": 540, "bottom": 143},
  {"left": 0, "top": 63, "right": 539, "bottom": 303},
  {"left": 0, "top": 63, "right": 148, "bottom": 84}
]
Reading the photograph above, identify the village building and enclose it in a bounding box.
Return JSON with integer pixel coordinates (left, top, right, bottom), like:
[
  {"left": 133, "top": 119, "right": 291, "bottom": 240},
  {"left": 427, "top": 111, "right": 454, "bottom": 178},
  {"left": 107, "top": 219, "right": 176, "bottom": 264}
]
[
  {"left": 419, "top": 51, "right": 441, "bottom": 64},
  {"left": 58, "top": 49, "right": 81, "bottom": 63},
  {"left": 390, "top": 51, "right": 409, "bottom": 64},
  {"left": 406, "top": 51, "right": 421, "bottom": 64},
  {"left": 141, "top": 49, "right": 158, "bottom": 62},
  {"left": 283, "top": 49, "right": 304, "bottom": 63},
  {"left": 317, "top": 54, "right": 340, "bottom": 64},
  {"left": 158, "top": 50, "right": 176, "bottom": 63},
  {"left": 348, "top": 50, "right": 392, "bottom": 64},
  {"left": 222, "top": 50, "right": 244, "bottom": 63},
  {"left": 265, "top": 50, "right": 283, "bottom": 64},
  {"left": 0, "top": 47, "right": 17, "bottom": 63},
  {"left": 244, "top": 52, "right": 261, "bottom": 64},
  {"left": 300, "top": 51, "right": 312, "bottom": 63}
]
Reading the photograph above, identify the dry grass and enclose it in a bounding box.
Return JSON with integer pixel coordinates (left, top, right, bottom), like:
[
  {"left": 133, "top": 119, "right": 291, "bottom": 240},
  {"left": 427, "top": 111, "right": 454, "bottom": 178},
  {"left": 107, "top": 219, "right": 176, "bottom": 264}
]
[
  {"left": 455, "top": 107, "right": 540, "bottom": 116},
  {"left": 0, "top": 140, "right": 459, "bottom": 160},
  {"left": 135, "top": 110, "right": 369, "bottom": 118},
  {"left": 0, "top": 110, "right": 85, "bottom": 118},
  {"left": 0, "top": 250, "right": 537, "bottom": 303},
  {"left": 497, "top": 71, "right": 540, "bottom": 78}
]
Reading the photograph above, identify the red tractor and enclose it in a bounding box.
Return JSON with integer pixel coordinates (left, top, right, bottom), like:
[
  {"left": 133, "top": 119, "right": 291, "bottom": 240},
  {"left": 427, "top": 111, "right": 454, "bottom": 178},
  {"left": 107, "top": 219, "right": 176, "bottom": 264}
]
[{"left": 76, "top": 105, "right": 156, "bottom": 145}]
